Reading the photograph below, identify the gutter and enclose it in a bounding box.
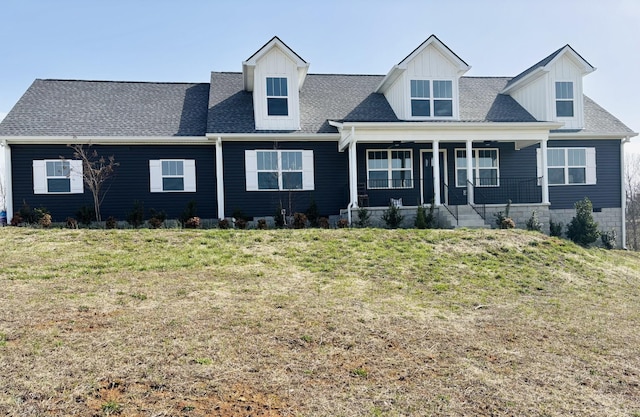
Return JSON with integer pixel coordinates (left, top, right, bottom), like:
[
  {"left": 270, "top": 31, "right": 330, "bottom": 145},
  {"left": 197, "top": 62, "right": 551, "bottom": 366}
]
[{"left": 621, "top": 136, "right": 631, "bottom": 249}]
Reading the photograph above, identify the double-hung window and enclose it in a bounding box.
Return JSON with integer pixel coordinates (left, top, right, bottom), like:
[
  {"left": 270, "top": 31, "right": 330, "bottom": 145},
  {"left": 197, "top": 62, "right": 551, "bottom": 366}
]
[
  {"left": 410, "top": 79, "right": 453, "bottom": 117},
  {"left": 33, "top": 159, "right": 83, "bottom": 194},
  {"left": 547, "top": 148, "right": 594, "bottom": 185},
  {"left": 367, "top": 149, "right": 413, "bottom": 189},
  {"left": 149, "top": 159, "right": 196, "bottom": 192},
  {"left": 455, "top": 149, "right": 499, "bottom": 187},
  {"left": 555, "top": 81, "right": 574, "bottom": 117},
  {"left": 245, "top": 150, "right": 314, "bottom": 191},
  {"left": 266, "top": 77, "right": 288, "bottom": 116}
]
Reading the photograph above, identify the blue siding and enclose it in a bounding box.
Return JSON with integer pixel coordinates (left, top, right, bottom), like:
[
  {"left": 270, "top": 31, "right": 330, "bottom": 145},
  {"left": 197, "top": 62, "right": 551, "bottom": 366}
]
[
  {"left": 11, "top": 144, "right": 216, "bottom": 221},
  {"left": 547, "top": 139, "right": 621, "bottom": 210},
  {"left": 222, "top": 141, "right": 348, "bottom": 218}
]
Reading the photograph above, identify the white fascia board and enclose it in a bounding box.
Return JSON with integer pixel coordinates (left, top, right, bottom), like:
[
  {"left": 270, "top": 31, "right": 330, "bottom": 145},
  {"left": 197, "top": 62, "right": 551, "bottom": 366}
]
[
  {"left": 338, "top": 121, "right": 563, "bottom": 131},
  {"left": 501, "top": 67, "right": 547, "bottom": 94},
  {"left": 1, "top": 136, "right": 210, "bottom": 145},
  {"left": 206, "top": 133, "right": 339, "bottom": 142},
  {"left": 549, "top": 131, "right": 639, "bottom": 140},
  {"left": 375, "top": 66, "right": 403, "bottom": 94},
  {"left": 547, "top": 46, "right": 596, "bottom": 75}
]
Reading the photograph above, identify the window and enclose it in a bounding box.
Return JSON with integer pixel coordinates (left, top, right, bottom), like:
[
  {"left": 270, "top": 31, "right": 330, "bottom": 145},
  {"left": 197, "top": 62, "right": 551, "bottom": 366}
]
[
  {"left": 555, "top": 81, "right": 574, "bottom": 117},
  {"left": 545, "top": 148, "right": 595, "bottom": 185},
  {"left": 33, "top": 159, "right": 83, "bottom": 194},
  {"left": 266, "top": 77, "right": 288, "bottom": 116},
  {"left": 245, "top": 150, "right": 314, "bottom": 191},
  {"left": 149, "top": 160, "right": 196, "bottom": 192},
  {"left": 455, "top": 149, "right": 499, "bottom": 187},
  {"left": 410, "top": 79, "right": 453, "bottom": 117},
  {"left": 367, "top": 149, "right": 413, "bottom": 189}
]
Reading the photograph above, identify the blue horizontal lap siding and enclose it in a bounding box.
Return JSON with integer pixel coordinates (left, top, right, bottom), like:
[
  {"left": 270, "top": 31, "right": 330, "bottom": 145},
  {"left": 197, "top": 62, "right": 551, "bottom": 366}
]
[
  {"left": 10, "top": 144, "right": 216, "bottom": 222},
  {"left": 223, "top": 141, "right": 348, "bottom": 218},
  {"left": 547, "top": 139, "right": 621, "bottom": 210}
]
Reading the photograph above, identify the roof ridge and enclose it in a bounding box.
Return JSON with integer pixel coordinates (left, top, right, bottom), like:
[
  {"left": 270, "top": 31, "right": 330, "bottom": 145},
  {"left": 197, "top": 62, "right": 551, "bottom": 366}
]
[{"left": 37, "top": 78, "right": 208, "bottom": 85}]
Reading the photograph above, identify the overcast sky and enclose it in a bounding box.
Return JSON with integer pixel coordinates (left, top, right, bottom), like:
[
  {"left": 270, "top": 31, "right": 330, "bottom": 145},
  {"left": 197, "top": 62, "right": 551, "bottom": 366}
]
[{"left": 1, "top": 0, "right": 638, "bottom": 152}]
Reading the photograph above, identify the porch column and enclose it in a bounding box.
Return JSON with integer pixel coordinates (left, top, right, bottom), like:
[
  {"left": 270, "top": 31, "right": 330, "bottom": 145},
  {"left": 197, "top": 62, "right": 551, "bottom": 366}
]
[
  {"left": 215, "top": 137, "right": 225, "bottom": 219},
  {"left": 466, "top": 139, "right": 474, "bottom": 205},
  {"left": 432, "top": 140, "right": 441, "bottom": 206},
  {"left": 349, "top": 132, "right": 358, "bottom": 207},
  {"left": 540, "top": 138, "right": 550, "bottom": 205}
]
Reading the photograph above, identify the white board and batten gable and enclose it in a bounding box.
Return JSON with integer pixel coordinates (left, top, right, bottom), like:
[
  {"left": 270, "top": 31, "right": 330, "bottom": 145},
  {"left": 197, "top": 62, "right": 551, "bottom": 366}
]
[
  {"left": 376, "top": 35, "right": 470, "bottom": 121},
  {"left": 502, "top": 45, "right": 595, "bottom": 130},
  {"left": 242, "top": 36, "right": 310, "bottom": 131}
]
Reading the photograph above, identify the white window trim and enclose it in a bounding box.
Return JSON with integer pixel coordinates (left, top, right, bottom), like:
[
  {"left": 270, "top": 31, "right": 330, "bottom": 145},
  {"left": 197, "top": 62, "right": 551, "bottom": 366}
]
[
  {"left": 245, "top": 150, "right": 314, "bottom": 191},
  {"left": 366, "top": 149, "right": 414, "bottom": 190},
  {"left": 33, "top": 159, "right": 83, "bottom": 194},
  {"left": 149, "top": 159, "right": 196, "bottom": 193},
  {"left": 555, "top": 81, "right": 575, "bottom": 119},
  {"left": 409, "top": 78, "right": 455, "bottom": 120},
  {"left": 266, "top": 76, "right": 289, "bottom": 118},
  {"left": 454, "top": 148, "right": 500, "bottom": 188},
  {"left": 536, "top": 147, "right": 596, "bottom": 186}
]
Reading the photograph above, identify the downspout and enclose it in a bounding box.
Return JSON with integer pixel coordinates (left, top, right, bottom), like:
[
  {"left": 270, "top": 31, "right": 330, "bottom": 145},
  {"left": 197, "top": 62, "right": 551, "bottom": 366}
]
[
  {"left": 621, "top": 136, "right": 631, "bottom": 249},
  {"left": 347, "top": 126, "right": 357, "bottom": 225},
  {"left": 0, "top": 140, "right": 11, "bottom": 223},
  {"left": 215, "top": 136, "right": 225, "bottom": 220}
]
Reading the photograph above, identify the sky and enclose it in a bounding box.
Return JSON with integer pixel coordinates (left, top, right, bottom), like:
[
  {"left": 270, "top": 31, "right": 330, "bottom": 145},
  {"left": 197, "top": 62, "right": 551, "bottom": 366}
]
[{"left": 1, "top": 0, "right": 639, "bottom": 152}]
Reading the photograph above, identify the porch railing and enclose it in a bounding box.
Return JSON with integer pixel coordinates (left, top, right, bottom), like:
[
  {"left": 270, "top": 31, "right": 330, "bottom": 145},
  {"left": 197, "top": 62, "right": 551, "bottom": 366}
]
[
  {"left": 467, "top": 177, "right": 542, "bottom": 220},
  {"left": 441, "top": 182, "right": 458, "bottom": 224}
]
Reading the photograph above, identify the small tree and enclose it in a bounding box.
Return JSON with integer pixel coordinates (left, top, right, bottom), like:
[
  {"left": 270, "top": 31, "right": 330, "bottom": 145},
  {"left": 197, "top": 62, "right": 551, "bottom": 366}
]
[
  {"left": 355, "top": 207, "right": 371, "bottom": 228},
  {"left": 567, "top": 197, "right": 600, "bottom": 247},
  {"left": 382, "top": 203, "right": 404, "bottom": 229},
  {"left": 525, "top": 210, "right": 543, "bottom": 232},
  {"left": 69, "top": 144, "right": 118, "bottom": 222}
]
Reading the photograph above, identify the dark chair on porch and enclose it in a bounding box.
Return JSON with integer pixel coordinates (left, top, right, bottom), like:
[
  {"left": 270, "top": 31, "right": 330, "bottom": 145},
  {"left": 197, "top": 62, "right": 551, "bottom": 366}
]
[{"left": 357, "top": 182, "right": 369, "bottom": 207}]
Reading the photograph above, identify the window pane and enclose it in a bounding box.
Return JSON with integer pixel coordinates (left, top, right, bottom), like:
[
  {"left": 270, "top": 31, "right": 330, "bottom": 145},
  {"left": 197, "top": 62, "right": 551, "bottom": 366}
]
[
  {"left": 257, "top": 151, "right": 278, "bottom": 170},
  {"left": 163, "top": 177, "right": 184, "bottom": 191},
  {"left": 456, "top": 150, "right": 466, "bottom": 166},
  {"left": 457, "top": 169, "right": 467, "bottom": 187},
  {"left": 556, "top": 101, "right": 574, "bottom": 117},
  {"left": 282, "top": 172, "right": 302, "bottom": 189},
  {"left": 568, "top": 167, "right": 586, "bottom": 184},
  {"left": 568, "top": 149, "right": 586, "bottom": 166},
  {"left": 391, "top": 170, "right": 412, "bottom": 188},
  {"left": 433, "top": 80, "right": 452, "bottom": 98},
  {"left": 478, "top": 150, "right": 497, "bottom": 168},
  {"left": 433, "top": 100, "right": 452, "bottom": 116},
  {"left": 411, "top": 99, "right": 430, "bottom": 116},
  {"left": 548, "top": 167, "right": 565, "bottom": 185},
  {"left": 267, "top": 97, "right": 288, "bottom": 116},
  {"left": 391, "top": 151, "right": 411, "bottom": 169},
  {"left": 368, "top": 171, "right": 388, "bottom": 188},
  {"left": 410, "top": 80, "right": 429, "bottom": 98},
  {"left": 258, "top": 172, "right": 279, "bottom": 189},
  {"left": 47, "top": 161, "right": 68, "bottom": 177},
  {"left": 48, "top": 178, "right": 71, "bottom": 193},
  {"left": 548, "top": 149, "right": 565, "bottom": 167},
  {"left": 282, "top": 151, "right": 302, "bottom": 170},
  {"left": 368, "top": 151, "right": 388, "bottom": 170},
  {"left": 267, "top": 77, "right": 287, "bottom": 96},
  {"left": 478, "top": 169, "right": 498, "bottom": 186},
  {"left": 555, "top": 82, "right": 573, "bottom": 99}
]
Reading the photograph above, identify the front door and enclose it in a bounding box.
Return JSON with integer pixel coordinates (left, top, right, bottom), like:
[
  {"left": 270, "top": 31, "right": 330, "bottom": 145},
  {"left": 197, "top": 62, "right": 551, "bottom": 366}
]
[{"left": 422, "top": 150, "right": 447, "bottom": 205}]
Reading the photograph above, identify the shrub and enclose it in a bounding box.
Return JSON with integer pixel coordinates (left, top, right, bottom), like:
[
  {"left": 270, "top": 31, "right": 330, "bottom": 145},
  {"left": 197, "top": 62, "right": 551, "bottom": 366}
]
[
  {"left": 549, "top": 220, "right": 563, "bottom": 237},
  {"left": 65, "top": 217, "right": 79, "bottom": 229},
  {"left": 38, "top": 213, "right": 52, "bottom": 228},
  {"left": 148, "top": 209, "right": 166, "bottom": 229},
  {"left": 525, "top": 210, "right": 543, "bottom": 232},
  {"left": 216, "top": 218, "right": 228, "bottom": 229},
  {"left": 19, "top": 201, "right": 36, "bottom": 224},
  {"left": 382, "top": 203, "right": 404, "bottom": 229},
  {"left": 306, "top": 199, "right": 320, "bottom": 227},
  {"left": 126, "top": 200, "right": 145, "bottom": 228},
  {"left": 494, "top": 199, "right": 514, "bottom": 229},
  {"left": 601, "top": 229, "right": 617, "bottom": 249},
  {"left": 337, "top": 218, "right": 349, "bottom": 228},
  {"left": 257, "top": 219, "right": 268, "bottom": 230},
  {"left": 105, "top": 216, "right": 117, "bottom": 229},
  {"left": 293, "top": 212, "right": 307, "bottom": 229},
  {"left": 567, "top": 197, "right": 600, "bottom": 247},
  {"left": 318, "top": 217, "right": 330, "bottom": 229},
  {"left": 355, "top": 207, "right": 371, "bottom": 228},
  {"left": 415, "top": 205, "right": 427, "bottom": 229},
  {"left": 274, "top": 205, "right": 285, "bottom": 228},
  {"left": 10, "top": 213, "right": 23, "bottom": 226},
  {"left": 76, "top": 205, "right": 95, "bottom": 226},
  {"left": 234, "top": 218, "right": 248, "bottom": 229},
  {"left": 179, "top": 200, "right": 198, "bottom": 227}
]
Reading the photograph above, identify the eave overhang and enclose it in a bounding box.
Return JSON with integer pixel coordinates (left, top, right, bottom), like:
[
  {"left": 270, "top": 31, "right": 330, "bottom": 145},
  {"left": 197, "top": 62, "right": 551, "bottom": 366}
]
[{"left": 0, "top": 136, "right": 210, "bottom": 145}]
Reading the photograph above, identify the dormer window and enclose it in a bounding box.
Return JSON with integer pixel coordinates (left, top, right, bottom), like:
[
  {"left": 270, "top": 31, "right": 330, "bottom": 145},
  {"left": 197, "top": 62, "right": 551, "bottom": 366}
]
[
  {"left": 266, "top": 77, "right": 288, "bottom": 116},
  {"left": 555, "top": 81, "right": 574, "bottom": 117},
  {"left": 410, "top": 79, "right": 453, "bottom": 117}
]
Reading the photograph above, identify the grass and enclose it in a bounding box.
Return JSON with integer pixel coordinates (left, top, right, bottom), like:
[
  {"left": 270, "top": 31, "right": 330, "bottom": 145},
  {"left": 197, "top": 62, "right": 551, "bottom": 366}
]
[{"left": 0, "top": 227, "right": 639, "bottom": 416}]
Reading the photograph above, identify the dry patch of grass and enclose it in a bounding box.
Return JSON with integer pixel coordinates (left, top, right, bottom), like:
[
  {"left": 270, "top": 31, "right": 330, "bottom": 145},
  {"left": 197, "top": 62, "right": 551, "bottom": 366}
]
[{"left": 0, "top": 228, "right": 639, "bottom": 416}]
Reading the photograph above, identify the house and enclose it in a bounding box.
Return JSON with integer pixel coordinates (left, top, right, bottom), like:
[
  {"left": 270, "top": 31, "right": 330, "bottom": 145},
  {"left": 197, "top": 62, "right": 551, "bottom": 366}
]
[{"left": 0, "top": 36, "right": 636, "bottom": 244}]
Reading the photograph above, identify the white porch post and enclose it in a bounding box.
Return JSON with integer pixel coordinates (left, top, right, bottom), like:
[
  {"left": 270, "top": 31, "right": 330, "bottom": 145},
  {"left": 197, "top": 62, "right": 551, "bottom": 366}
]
[
  {"left": 466, "top": 139, "right": 474, "bottom": 205},
  {"left": 215, "top": 137, "right": 225, "bottom": 219},
  {"left": 349, "top": 127, "right": 358, "bottom": 207},
  {"left": 432, "top": 140, "right": 441, "bottom": 206},
  {"left": 0, "top": 140, "right": 12, "bottom": 223},
  {"left": 540, "top": 138, "right": 550, "bottom": 205}
]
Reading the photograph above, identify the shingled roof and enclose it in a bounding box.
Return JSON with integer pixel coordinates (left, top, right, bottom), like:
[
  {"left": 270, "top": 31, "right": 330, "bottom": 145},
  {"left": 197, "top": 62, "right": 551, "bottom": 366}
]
[{"left": 0, "top": 80, "right": 210, "bottom": 137}]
